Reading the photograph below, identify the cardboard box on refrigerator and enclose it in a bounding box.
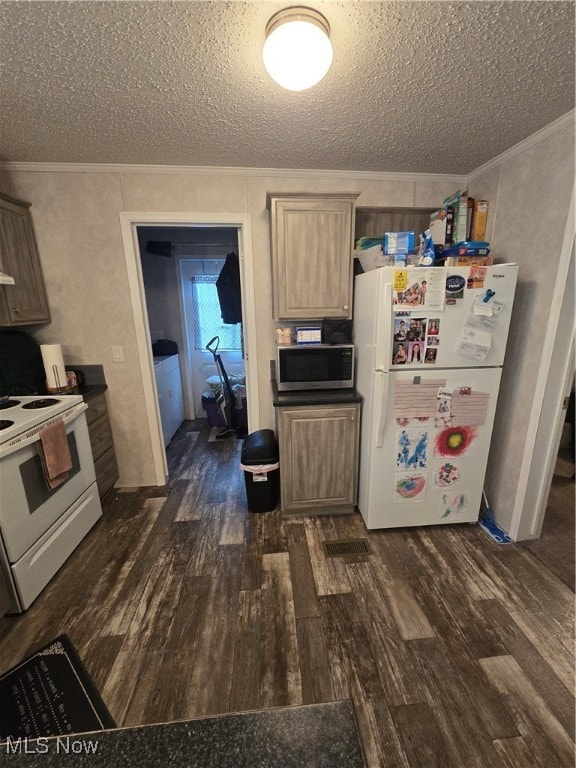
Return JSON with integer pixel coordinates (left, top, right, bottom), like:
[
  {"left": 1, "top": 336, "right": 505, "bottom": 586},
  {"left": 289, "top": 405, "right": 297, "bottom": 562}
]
[{"left": 471, "top": 199, "right": 488, "bottom": 241}]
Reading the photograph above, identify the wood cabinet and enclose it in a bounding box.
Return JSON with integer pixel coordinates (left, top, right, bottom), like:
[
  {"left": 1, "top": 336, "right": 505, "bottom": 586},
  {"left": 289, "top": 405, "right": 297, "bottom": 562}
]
[
  {"left": 0, "top": 192, "right": 50, "bottom": 326},
  {"left": 0, "top": 563, "right": 11, "bottom": 618},
  {"left": 276, "top": 403, "right": 360, "bottom": 515},
  {"left": 86, "top": 391, "right": 119, "bottom": 498},
  {"left": 267, "top": 192, "right": 359, "bottom": 320},
  {"left": 154, "top": 354, "right": 185, "bottom": 447}
]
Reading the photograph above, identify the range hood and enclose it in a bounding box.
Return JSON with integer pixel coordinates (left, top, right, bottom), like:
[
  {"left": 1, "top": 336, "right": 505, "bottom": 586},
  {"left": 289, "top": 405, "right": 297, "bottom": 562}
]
[{"left": 0, "top": 271, "right": 15, "bottom": 285}]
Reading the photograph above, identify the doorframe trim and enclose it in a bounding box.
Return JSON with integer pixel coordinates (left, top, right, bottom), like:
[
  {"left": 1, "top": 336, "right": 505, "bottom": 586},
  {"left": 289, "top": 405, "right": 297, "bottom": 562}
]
[
  {"left": 119, "top": 211, "right": 259, "bottom": 486},
  {"left": 508, "top": 182, "right": 576, "bottom": 540}
]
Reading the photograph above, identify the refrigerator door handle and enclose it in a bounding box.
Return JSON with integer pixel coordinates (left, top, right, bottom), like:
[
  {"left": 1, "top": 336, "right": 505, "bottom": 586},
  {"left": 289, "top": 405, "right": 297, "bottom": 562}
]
[
  {"left": 374, "top": 370, "right": 389, "bottom": 448},
  {"left": 375, "top": 279, "right": 393, "bottom": 371}
]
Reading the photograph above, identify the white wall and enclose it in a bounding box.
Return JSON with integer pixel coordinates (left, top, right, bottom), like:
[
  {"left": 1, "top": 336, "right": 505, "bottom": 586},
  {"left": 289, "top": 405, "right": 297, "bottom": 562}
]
[
  {"left": 468, "top": 119, "right": 575, "bottom": 534},
  {"left": 0, "top": 167, "right": 462, "bottom": 486}
]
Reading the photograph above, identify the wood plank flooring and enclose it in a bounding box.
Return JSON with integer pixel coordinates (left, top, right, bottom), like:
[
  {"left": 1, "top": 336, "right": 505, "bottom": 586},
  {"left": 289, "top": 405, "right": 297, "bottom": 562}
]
[
  {"left": 0, "top": 419, "right": 574, "bottom": 767},
  {"left": 522, "top": 450, "right": 575, "bottom": 590}
]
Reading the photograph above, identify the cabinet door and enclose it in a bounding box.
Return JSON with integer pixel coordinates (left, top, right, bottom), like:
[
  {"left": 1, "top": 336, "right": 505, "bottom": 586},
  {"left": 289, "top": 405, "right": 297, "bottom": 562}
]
[
  {"left": 278, "top": 404, "right": 360, "bottom": 513},
  {"left": 269, "top": 195, "right": 357, "bottom": 320},
  {"left": 0, "top": 195, "right": 50, "bottom": 326}
]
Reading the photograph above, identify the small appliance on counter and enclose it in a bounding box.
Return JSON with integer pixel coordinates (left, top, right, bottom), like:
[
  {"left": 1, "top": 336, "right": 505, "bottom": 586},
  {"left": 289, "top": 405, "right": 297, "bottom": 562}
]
[
  {"left": 276, "top": 344, "right": 354, "bottom": 391},
  {"left": 294, "top": 326, "right": 322, "bottom": 345}
]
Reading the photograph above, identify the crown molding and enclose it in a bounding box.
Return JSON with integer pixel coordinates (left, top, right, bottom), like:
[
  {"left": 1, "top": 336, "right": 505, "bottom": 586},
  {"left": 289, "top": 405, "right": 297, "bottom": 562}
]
[
  {"left": 0, "top": 160, "right": 465, "bottom": 185},
  {"left": 1, "top": 112, "right": 572, "bottom": 182},
  {"left": 467, "top": 109, "right": 575, "bottom": 181}
]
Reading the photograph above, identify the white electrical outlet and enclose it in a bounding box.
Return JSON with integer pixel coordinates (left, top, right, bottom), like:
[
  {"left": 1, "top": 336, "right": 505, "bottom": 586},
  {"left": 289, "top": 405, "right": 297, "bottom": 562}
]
[{"left": 111, "top": 345, "right": 124, "bottom": 362}]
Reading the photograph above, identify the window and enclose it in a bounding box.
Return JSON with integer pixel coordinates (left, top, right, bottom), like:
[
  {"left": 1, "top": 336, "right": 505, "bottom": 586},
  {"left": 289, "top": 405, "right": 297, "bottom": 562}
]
[{"left": 190, "top": 275, "right": 242, "bottom": 351}]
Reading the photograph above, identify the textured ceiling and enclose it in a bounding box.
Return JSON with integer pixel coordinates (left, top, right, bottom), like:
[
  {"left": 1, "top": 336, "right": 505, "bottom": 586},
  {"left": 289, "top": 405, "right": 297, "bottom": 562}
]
[{"left": 0, "top": 1, "right": 574, "bottom": 174}]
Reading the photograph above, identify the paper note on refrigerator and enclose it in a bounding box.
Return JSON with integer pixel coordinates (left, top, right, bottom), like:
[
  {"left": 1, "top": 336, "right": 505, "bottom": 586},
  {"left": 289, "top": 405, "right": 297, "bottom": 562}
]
[
  {"left": 451, "top": 390, "right": 489, "bottom": 425},
  {"left": 393, "top": 268, "right": 446, "bottom": 311},
  {"left": 467, "top": 298, "right": 505, "bottom": 331},
  {"left": 456, "top": 327, "right": 492, "bottom": 361},
  {"left": 394, "top": 380, "right": 447, "bottom": 419}
]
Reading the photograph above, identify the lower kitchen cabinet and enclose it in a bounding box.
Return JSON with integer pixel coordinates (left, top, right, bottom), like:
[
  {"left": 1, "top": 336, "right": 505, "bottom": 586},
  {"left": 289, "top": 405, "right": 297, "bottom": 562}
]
[
  {"left": 276, "top": 403, "right": 360, "bottom": 515},
  {"left": 86, "top": 391, "right": 119, "bottom": 498}
]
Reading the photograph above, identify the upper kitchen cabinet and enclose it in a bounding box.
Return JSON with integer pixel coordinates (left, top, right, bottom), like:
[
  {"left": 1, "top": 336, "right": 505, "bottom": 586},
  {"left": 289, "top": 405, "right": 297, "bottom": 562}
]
[
  {"left": 267, "top": 192, "right": 359, "bottom": 320},
  {"left": 0, "top": 193, "right": 50, "bottom": 326}
]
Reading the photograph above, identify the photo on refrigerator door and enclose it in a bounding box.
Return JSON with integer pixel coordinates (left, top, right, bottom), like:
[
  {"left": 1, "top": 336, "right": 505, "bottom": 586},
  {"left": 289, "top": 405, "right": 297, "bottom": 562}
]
[
  {"left": 408, "top": 341, "right": 423, "bottom": 364},
  {"left": 393, "top": 318, "right": 409, "bottom": 341},
  {"left": 396, "top": 428, "right": 429, "bottom": 470},
  {"left": 393, "top": 341, "right": 408, "bottom": 365},
  {"left": 394, "top": 473, "right": 427, "bottom": 502}
]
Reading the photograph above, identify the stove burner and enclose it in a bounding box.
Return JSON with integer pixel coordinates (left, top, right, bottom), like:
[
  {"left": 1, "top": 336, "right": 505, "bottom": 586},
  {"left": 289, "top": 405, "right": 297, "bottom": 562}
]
[
  {"left": 0, "top": 399, "right": 20, "bottom": 410},
  {"left": 0, "top": 420, "right": 14, "bottom": 430},
  {"left": 21, "top": 398, "right": 61, "bottom": 410}
]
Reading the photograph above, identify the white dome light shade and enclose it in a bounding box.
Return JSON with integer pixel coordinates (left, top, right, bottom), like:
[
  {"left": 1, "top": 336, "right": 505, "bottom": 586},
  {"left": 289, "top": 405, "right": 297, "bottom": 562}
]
[{"left": 263, "top": 7, "right": 333, "bottom": 91}]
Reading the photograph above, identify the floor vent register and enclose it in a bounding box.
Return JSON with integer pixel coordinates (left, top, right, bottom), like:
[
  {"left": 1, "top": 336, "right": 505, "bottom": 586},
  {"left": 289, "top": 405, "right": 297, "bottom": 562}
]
[{"left": 322, "top": 539, "right": 371, "bottom": 558}]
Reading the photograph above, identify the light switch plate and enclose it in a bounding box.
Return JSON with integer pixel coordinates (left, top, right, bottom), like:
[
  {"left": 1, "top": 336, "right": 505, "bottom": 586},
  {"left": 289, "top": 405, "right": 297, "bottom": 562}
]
[{"left": 111, "top": 345, "right": 124, "bottom": 362}]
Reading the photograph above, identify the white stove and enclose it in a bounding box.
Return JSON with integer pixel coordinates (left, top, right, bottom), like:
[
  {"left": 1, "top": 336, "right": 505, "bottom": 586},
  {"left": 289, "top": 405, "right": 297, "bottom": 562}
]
[
  {"left": 0, "top": 395, "right": 86, "bottom": 454},
  {"left": 0, "top": 393, "right": 102, "bottom": 612}
]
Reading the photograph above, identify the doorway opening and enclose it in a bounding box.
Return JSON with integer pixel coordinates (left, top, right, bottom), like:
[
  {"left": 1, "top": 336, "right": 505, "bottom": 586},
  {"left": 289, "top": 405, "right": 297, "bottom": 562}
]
[
  {"left": 120, "top": 212, "right": 259, "bottom": 486},
  {"left": 137, "top": 225, "right": 249, "bottom": 451}
]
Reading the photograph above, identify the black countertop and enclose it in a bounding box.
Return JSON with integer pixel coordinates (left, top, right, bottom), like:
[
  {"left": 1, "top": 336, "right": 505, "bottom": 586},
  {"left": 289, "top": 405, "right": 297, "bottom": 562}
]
[
  {"left": 271, "top": 379, "right": 362, "bottom": 407},
  {"left": 3, "top": 701, "right": 366, "bottom": 767},
  {"left": 76, "top": 384, "right": 107, "bottom": 402}
]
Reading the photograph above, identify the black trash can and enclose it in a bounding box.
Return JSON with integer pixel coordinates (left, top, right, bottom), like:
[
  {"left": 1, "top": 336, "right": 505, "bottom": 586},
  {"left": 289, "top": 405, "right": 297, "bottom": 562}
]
[{"left": 240, "top": 429, "right": 280, "bottom": 512}]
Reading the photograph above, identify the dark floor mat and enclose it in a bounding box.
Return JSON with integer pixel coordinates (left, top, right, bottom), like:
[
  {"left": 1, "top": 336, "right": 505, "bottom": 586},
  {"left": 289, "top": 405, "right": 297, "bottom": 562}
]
[{"left": 0, "top": 634, "right": 115, "bottom": 741}]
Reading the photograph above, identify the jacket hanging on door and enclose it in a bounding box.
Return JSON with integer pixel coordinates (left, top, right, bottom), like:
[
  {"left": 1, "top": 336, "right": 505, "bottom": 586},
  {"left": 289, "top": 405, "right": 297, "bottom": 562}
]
[{"left": 216, "top": 252, "right": 242, "bottom": 324}]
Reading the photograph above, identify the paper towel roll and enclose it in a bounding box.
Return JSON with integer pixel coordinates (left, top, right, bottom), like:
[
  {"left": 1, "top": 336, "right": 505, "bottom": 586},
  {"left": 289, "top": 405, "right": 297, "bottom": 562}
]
[{"left": 41, "top": 344, "right": 67, "bottom": 391}]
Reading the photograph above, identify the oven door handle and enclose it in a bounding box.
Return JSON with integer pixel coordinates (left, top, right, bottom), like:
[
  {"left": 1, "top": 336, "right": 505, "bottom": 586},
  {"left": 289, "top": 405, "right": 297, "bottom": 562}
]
[{"left": 0, "top": 402, "right": 87, "bottom": 458}]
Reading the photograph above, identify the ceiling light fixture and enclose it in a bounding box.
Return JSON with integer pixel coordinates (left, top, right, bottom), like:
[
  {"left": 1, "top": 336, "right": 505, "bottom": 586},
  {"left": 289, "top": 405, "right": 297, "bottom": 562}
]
[{"left": 263, "top": 6, "right": 333, "bottom": 91}]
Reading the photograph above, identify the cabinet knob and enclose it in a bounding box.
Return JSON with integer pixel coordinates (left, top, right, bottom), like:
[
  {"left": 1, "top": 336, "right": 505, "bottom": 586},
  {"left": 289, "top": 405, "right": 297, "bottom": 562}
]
[
  {"left": 11, "top": 307, "right": 20, "bottom": 314},
  {"left": 343, "top": 305, "right": 349, "bottom": 311}
]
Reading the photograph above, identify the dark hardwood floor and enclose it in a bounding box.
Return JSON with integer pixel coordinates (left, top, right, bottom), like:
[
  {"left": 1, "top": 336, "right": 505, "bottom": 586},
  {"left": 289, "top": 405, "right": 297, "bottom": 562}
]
[
  {"left": 1, "top": 419, "right": 574, "bottom": 767},
  {"left": 522, "top": 450, "right": 575, "bottom": 591}
]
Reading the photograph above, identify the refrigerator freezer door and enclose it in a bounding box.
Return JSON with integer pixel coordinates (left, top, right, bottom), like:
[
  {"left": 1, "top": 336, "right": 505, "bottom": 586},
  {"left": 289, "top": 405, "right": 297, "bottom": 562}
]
[
  {"left": 386, "top": 263, "right": 518, "bottom": 370},
  {"left": 354, "top": 268, "right": 393, "bottom": 376},
  {"left": 358, "top": 367, "right": 502, "bottom": 530}
]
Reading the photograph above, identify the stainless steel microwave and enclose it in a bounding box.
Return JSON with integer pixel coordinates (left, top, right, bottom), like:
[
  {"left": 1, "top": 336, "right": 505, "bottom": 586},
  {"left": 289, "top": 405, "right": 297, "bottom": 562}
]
[{"left": 276, "top": 345, "right": 354, "bottom": 391}]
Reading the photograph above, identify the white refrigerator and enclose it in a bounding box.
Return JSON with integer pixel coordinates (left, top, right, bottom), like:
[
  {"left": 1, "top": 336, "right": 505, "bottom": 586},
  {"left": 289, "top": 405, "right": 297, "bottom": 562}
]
[{"left": 353, "top": 263, "right": 518, "bottom": 530}]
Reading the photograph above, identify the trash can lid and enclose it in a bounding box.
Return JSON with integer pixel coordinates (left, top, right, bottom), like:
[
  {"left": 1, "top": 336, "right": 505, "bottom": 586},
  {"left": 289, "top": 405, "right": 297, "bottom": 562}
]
[{"left": 241, "top": 429, "right": 279, "bottom": 464}]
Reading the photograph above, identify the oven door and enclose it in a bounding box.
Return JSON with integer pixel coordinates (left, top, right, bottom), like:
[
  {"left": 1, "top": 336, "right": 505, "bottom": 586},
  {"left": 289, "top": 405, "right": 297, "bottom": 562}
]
[{"left": 0, "top": 410, "right": 96, "bottom": 562}]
